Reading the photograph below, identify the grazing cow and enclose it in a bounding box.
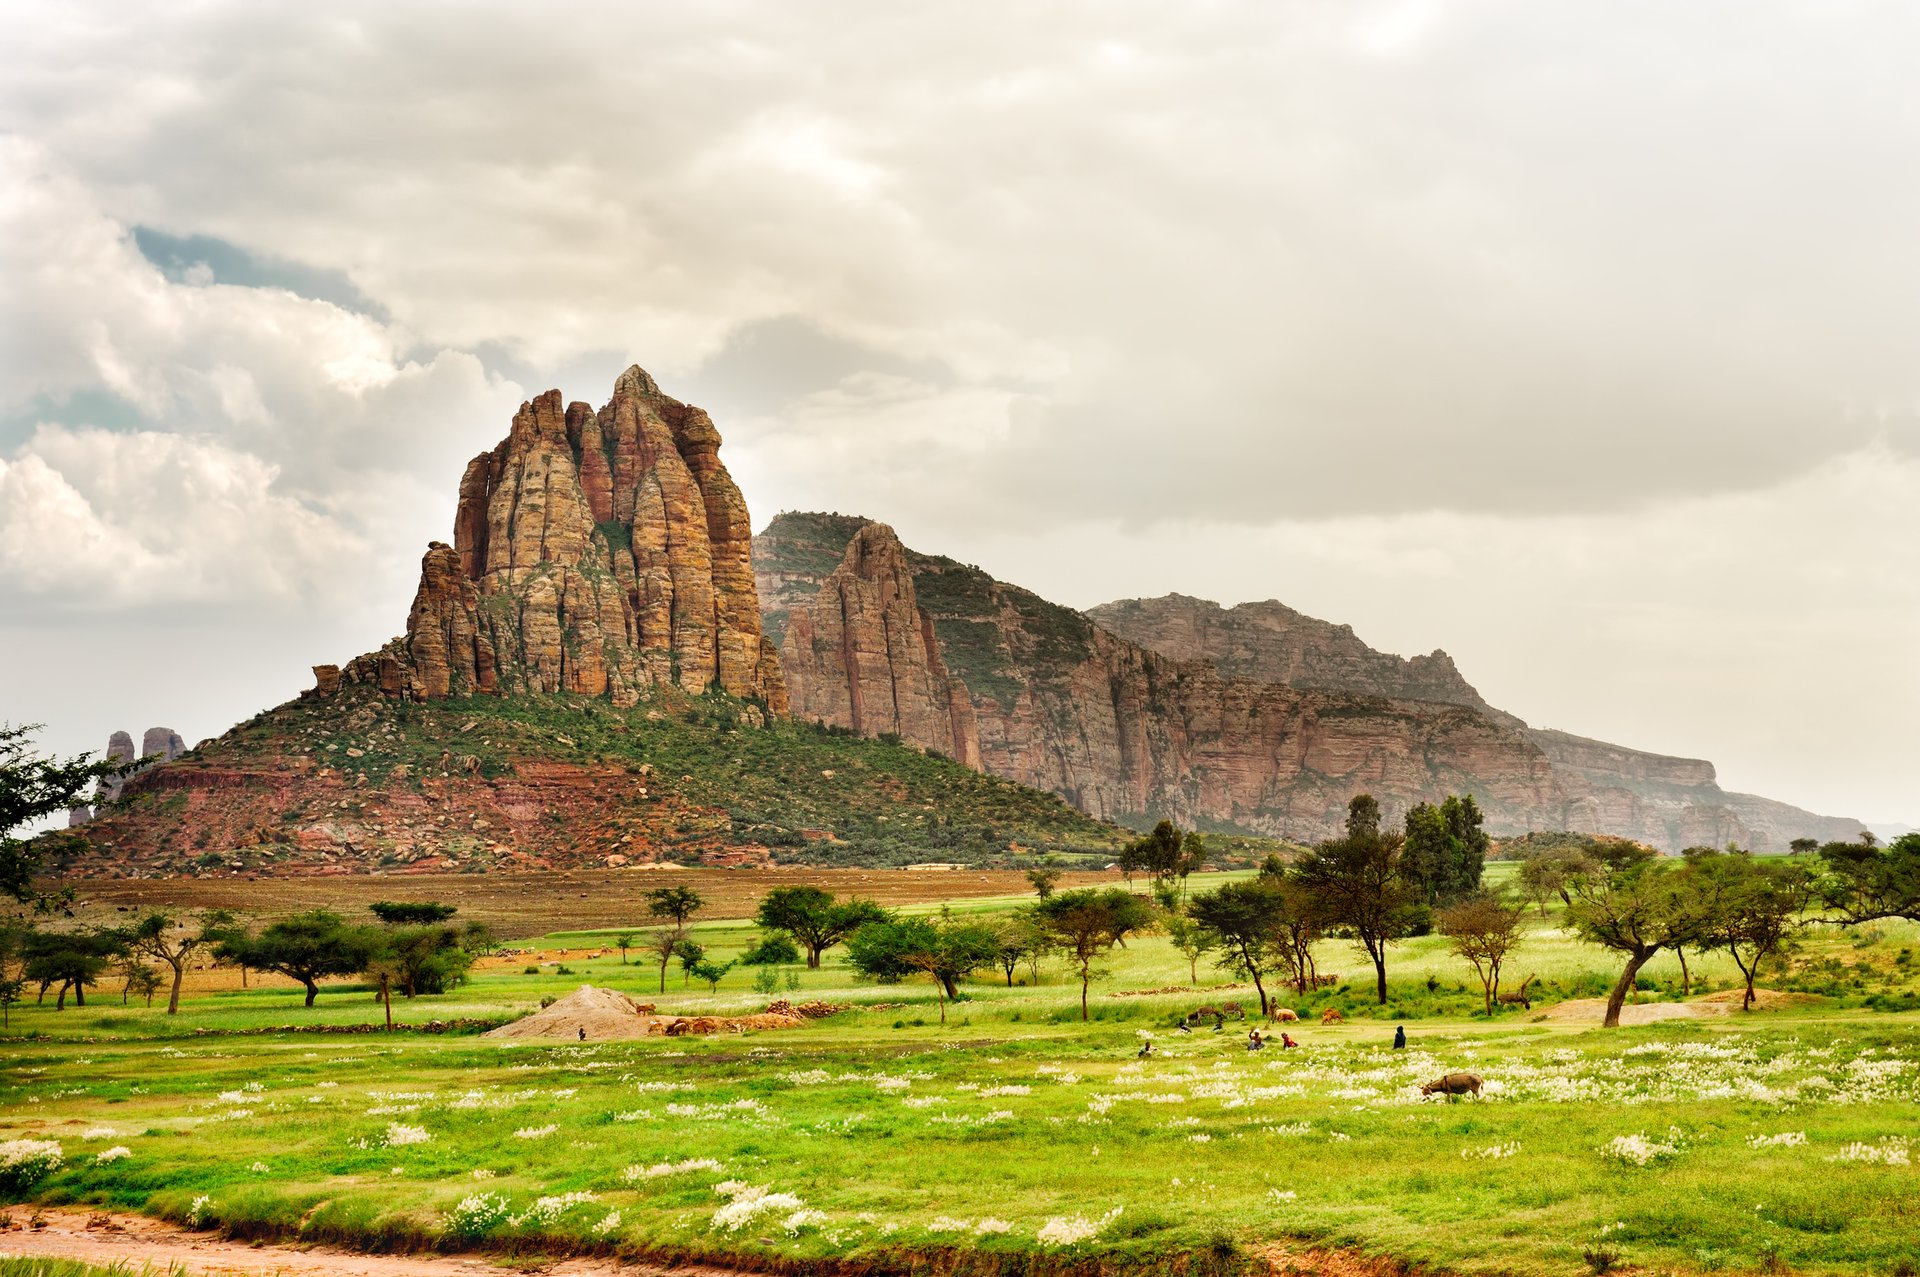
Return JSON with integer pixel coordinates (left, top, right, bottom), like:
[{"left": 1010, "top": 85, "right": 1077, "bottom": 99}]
[
  {"left": 1269, "top": 1007, "right": 1299, "bottom": 1023},
  {"left": 1420, "top": 1072, "right": 1483, "bottom": 1099},
  {"left": 1321, "top": 1008, "right": 1345, "bottom": 1025}
]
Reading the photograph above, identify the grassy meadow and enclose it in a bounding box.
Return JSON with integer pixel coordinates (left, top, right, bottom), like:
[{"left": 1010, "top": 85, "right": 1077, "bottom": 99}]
[{"left": 3, "top": 870, "right": 1919, "bottom": 1276}]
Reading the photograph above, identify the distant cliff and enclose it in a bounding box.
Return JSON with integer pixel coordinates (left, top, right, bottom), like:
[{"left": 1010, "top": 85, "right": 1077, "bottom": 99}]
[
  {"left": 757, "top": 514, "right": 1566, "bottom": 841},
  {"left": 756, "top": 513, "right": 1861, "bottom": 850}
]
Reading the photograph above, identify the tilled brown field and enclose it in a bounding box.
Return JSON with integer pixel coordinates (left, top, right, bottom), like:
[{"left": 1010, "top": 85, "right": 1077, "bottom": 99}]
[{"left": 62, "top": 866, "right": 1122, "bottom": 938}]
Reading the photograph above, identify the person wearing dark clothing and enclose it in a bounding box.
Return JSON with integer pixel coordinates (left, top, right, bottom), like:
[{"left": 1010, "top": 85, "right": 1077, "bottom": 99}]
[{"left": 1392, "top": 1024, "right": 1406, "bottom": 1049}]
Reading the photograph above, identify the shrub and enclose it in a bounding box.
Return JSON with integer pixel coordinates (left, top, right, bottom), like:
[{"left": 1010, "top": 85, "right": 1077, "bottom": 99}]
[
  {"left": 0, "top": 1140, "right": 62, "bottom": 1193},
  {"left": 445, "top": 1191, "right": 511, "bottom": 1238}
]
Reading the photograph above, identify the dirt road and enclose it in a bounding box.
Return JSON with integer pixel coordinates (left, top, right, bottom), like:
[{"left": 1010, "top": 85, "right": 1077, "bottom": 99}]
[{"left": 0, "top": 1208, "right": 725, "bottom": 1277}]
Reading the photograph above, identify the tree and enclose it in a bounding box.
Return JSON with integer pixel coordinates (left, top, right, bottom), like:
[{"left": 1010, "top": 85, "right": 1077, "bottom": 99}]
[
  {"left": 23, "top": 928, "right": 123, "bottom": 1008},
  {"left": 1292, "top": 795, "right": 1423, "bottom": 1004},
  {"left": 1789, "top": 837, "right": 1819, "bottom": 856},
  {"left": 1518, "top": 846, "right": 1591, "bottom": 916},
  {"left": 844, "top": 913, "right": 1000, "bottom": 1025},
  {"left": 1162, "top": 911, "right": 1215, "bottom": 985},
  {"left": 0, "top": 976, "right": 21, "bottom": 1026},
  {"left": 1403, "top": 796, "right": 1489, "bottom": 906},
  {"left": 1437, "top": 893, "right": 1527, "bottom": 1014},
  {"left": 117, "top": 958, "right": 164, "bottom": 1008},
  {"left": 614, "top": 932, "right": 638, "bottom": 964},
  {"left": 689, "top": 958, "right": 733, "bottom": 993},
  {"left": 459, "top": 921, "right": 501, "bottom": 958},
  {"left": 755, "top": 887, "right": 886, "bottom": 968},
  {"left": 2, "top": 724, "right": 139, "bottom": 912},
  {"left": 988, "top": 914, "right": 1045, "bottom": 987},
  {"left": 119, "top": 912, "right": 201, "bottom": 1014},
  {"left": 1120, "top": 822, "right": 1209, "bottom": 900},
  {"left": 1818, "top": 833, "right": 1920, "bottom": 924},
  {"left": 642, "top": 924, "right": 687, "bottom": 995},
  {"left": 1025, "top": 864, "right": 1063, "bottom": 900},
  {"left": 644, "top": 886, "right": 705, "bottom": 928},
  {"left": 1687, "top": 853, "right": 1818, "bottom": 1011},
  {"left": 367, "top": 901, "right": 457, "bottom": 924},
  {"left": 1035, "top": 888, "right": 1158, "bottom": 1020},
  {"left": 1189, "top": 879, "right": 1290, "bottom": 1015},
  {"left": 739, "top": 933, "right": 802, "bottom": 966},
  {"left": 674, "top": 938, "right": 705, "bottom": 988},
  {"left": 220, "top": 910, "right": 373, "bottom": 1007},
  {"left": 1566, "top": 860, "right": 1691, "bottom": 1027},
  {"left": 373, "top": 924, "right": 473, "bottom": 998}
]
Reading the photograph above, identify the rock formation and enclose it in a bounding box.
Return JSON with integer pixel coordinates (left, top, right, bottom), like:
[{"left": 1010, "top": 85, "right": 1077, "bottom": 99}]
[
  {"left": 69, "top": 727, "right": 189, "bottom": 823},
  {"left": 342, "top": 367, "right": 786, "bottom": 711},
  {"left": 756, "top": 513, "right": 1862, "bottom": 850},
  {"left": 758, "top": 514, "right": 1565, "bottom": 841},
  {"left": 777, "top": 523, "right": 979, "bottom": 767}
]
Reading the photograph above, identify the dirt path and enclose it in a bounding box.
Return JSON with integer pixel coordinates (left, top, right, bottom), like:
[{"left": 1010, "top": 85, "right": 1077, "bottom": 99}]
[{"left": 0, "top": 1208, "right": 728, "bottom": 1277}]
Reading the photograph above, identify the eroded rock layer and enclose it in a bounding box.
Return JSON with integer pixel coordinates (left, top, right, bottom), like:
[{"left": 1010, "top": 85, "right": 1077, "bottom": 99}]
[
  {"left": 344, "top": 367, "right": 786, "bottom": 711},
  {"left": 756, "top": 512, "right": 1861, "bottom": 850}
]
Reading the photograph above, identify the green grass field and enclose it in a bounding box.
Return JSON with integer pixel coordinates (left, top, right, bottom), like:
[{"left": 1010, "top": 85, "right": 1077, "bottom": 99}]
[{"left": 4, "top": 876, "right": 1918, "bottom": 1276}]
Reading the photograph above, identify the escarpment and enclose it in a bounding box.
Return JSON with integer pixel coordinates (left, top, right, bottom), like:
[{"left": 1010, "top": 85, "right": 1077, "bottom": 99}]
[
  {"left": 343, "top": 367, "right": 786, "bottom": 711},
  {"left": 756, "top": 512, "right": 1861, "bottom": 849}
]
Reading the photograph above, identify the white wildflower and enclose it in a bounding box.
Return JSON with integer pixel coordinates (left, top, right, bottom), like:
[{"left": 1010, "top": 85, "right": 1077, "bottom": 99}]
[
  {"left": 1746, "top": 1132, "right": 1807, "bottom": 1149},
  {"left": 514, "top": 1124, "right": 559, "bottom": 1140},
  {"left": 186, "top": 1195, "right": 214, "bottom": 1227},
  {"left": 251, "top": 1162, "right": 270, "bottom": 1173},
  {"left": 1463, "top": 1142, "right": 1520, "bottom": 1160},
  {"left": 624, "top": 1158, "right": 723, "bottom": 1182},
  {"left": 514, "top": 1192, "right": 600, "bottom": 1228},
  {"left": 710, "top": 1182, "right": 807, "bottom": 1233},
  {"left": 383, "top": 1123, "right": 431, "bottom": 1147},
  {"left": 1268, "top": 1189, "right": 1297, "bottom": 1202},
  {"left": 590, "top": 1209, "right": 622, "bottom": 1238},
  {"left": 1600, "top": 1131, "right": 1682, "bottom": 1166},
  {"left": 1830, "top": 1138, "right": 1910, "bottom": 1166},
  {"left": 1037, "top": 1206, "right": 1121, "bottom": 1247},
  {"left": 782, "top": 1208, "right": 828, "bottom": 1235},
  {"left": 975, "top": 1217, "right": 1011, "bottom": 1235},
  {"left": 81, "top": 1128, "right": 118, "bottom": 1141},
  {"left": 445, "top": 1192, "right": 511, "bottom": 1237},
  {"left": 0, "top": 1140, "right": 63, "bottom": 1190}
]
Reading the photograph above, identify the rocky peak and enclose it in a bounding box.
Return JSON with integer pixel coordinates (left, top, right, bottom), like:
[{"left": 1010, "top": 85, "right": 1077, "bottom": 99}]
[
  {"left": 777, "top": 521, "right": 980, "bottom": 767},
  {"left": 342, "top": 366, "right": 787, "bottom": 711}
]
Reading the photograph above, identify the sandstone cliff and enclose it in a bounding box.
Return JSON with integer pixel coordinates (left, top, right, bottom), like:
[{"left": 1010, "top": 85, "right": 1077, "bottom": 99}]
[
  {"left": 1087, "top": 594, "right": 1861, "bottom": 850},
  {"left": 756, "top": 513, "right": 1568, "bottom": 841},
  {"left": 758, "top": 513, "right": 1862, "bottom": 850},
  {"left": 343, "top": 367, "right": 786, "bottom": 712},
  {"left": 70, "top": 726, "right": 191, "bottom": 824},
  {"left": 1088, "top": 595, "right": 1523, "bottom": 728}
]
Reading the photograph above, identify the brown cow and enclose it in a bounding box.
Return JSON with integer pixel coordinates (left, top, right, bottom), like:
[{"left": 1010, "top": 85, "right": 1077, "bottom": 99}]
[
  {"left": 1321, "top": 1008, "right": 1345, "bottom": 1025},
  {"left": 1420, "top": 1072, "right": 1483, "bottom": 1099},
  {"left": 1269, "top": 1007, "right": 1299, "bottom": 1023}
]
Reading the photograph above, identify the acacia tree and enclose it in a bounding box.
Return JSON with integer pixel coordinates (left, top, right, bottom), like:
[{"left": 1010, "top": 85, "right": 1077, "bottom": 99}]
[
  {"left": 1, "top": 724, "right": 139, "bottom": 912},
  {"left": 1292, "top": 795, "right": 1421, "bottom": 1004},
  {"left": 121, "top": 911, "right": 211, "bottom": 1015},
  {"left": 218, "top": 910, "right": 373, "bottom": 1007},
  {"left": 1025, "top": 858, "right": 1063, "bottom": 900},
  {"left": 641, "top": 886, "right": 705, "bottom": 993},
  {"left": 1687, "top": 853, "right": 1818, "bottom": 1011},
  {"left": 1162, "top": 911, "right": 1215, "bottom": 985},
  {"left": 1437, "top": 892, "right": 1527, "bottom": 1014},
  {"left": 1036, "top": 888, "right": 1158, "bottom": 1020},
  {"left": 1818, "top": 833, "right": 1920, "bottom": 923},
  {"left": 1566, "top": 860, "right": 1690, "bottom": 1027},
  {"left": 845, "top": 913, "right": 1000, "bottom": 1024},
  {"left": 614, "top": 932, "right": 637, "bottom": 964},
  {"left": 1189, "top": 879, "right": 1289, "bottom": 1015},
  {"left": 22, "top": 928, "right": 122, "bottom": 1008},
  {"left": 755, "top": 886, "right": 887, "bottom": 968},
  {"left": 117, "top": 958, "right": 164, "bottom": 1008}
]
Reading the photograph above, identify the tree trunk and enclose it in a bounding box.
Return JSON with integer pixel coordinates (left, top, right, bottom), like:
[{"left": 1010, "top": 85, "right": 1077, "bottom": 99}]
[
  {"left": 73, "top": 982, "right": 85, "bottom": 1007},
  {"left": 383, "top": 981, "right": 394, "bottom": 1031},
  {"left": 1249, "top": 968, "right": 1268, "bottom": 1017},
  {"left": 1080, "top": 968, "right": 1091, "bottom": 1021},
  {"left": 57, "top": 981, "right": 69, "bottom": 1011},
  {"left": 1372, "top": 949, "right": 1388, "bottom": 1005},
  {"left": 806, "top": 944, "right": 822, "bottom": 969},
  {"left": 935, "top": 981, "right": 947, "bottom": 1025},
  {"left": 1676, "top": 948, "right": 1691, "bottom": 997},
  {"left": 302, "top": 978, "right": 319, "bottom": 1008},
  {"left": 166, "top": 959, "right": 185, "bottom": 1015},
  {"left": 659, "top": 960, "right": 668, "bottom": 994},
  {"left": 1603, "top": 949, "right": 1655, "bottom": 1027}
]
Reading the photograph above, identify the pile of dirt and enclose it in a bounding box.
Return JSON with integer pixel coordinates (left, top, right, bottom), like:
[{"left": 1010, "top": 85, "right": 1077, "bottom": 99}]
[
  {"left": 1534, "top": 987, "right": 1820, "bottom": 1026},
  {"left": 485, "top": 986, "right": 654, "bottom": 1039},
  {"left": 1696, "top": 988, "right": 1821, "bottom": 1011}
]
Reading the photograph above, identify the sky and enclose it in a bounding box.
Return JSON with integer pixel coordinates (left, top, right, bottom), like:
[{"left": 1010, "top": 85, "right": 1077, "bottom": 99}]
[{"left": 1, "top": 2, "right": 1915, "bottom": 828}]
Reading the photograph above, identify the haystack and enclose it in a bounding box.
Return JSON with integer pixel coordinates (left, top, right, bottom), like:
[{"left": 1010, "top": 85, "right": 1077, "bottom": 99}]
[{"left": 485, "top": 985, "right": 655, "bottom": 1039}]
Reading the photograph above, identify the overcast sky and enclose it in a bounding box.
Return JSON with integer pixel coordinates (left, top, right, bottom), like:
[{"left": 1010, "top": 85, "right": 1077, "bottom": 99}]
[{"left": 2, "top": 2, "right": 1914, "bottom": 827}]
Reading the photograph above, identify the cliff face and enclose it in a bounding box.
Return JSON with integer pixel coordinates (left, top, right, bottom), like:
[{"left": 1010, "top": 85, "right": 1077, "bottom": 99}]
[
  {"left": 757, "top": 513, "right": 1861, "bottom": 850},
  {"left": 756, "top": 514, "right": 1568, "bottom": 841},
  {"left": 343, "top": 367, "right": 787, "bottom": 711},
  {"left": 777, "top": 523, "right": 980, "bottom": 767},
  {"left": 1087, "top": 596, "right": 1862, "bottom": 850},
  {"left": 69, "top": 727, "right": 190, "bottom": 825},
  {"left": 1088, "top": 595, "right": 1523, "bottom": 728}
]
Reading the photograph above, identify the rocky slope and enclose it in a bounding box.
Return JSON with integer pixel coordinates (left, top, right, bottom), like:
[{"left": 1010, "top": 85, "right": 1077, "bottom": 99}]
[
  {"left": 757, "top": 514, "right": 1566, "bottom": 841},
  {"left": 68, "top": 727, "right": 190, "bottom": 825},
  {"left": 756, "top": 514, "right": 1861, "bottom": 850},
  {"left": 336, "top": 366, "right": 785, "bottom": 711},
  {"left": 63, "top": 374, "right": 1124, "bottom": 876}
]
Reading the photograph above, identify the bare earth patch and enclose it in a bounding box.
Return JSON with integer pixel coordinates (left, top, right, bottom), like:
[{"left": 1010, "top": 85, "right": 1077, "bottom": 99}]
[{"left": 1534, "top": 988, "right": 1818, "bottom": 1024}]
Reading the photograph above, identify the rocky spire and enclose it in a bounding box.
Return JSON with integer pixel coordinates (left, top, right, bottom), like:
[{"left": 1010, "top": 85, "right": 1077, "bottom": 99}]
[{"left": 343, "top": 367, "right": 787, "bottom": 711}]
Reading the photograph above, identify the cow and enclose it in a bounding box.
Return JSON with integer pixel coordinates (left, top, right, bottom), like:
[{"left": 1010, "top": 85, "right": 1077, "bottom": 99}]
[
  {"left": 1420, "top": 1072, "right": 1483, "bottom": 1099},
  {"left": 1321, "top": 1007, "right": 1345, "bottom": 1025},
  {"left": 1269, "top": 1007, "right": 1299, "bottom": 1023}
]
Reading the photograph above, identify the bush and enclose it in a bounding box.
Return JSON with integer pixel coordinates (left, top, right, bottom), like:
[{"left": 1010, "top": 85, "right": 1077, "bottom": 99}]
[
  {"left": 0, "top": 1140, "right": 62, "bottom": 1194},
  {"left": 739, "top": 934, "right": 802, "bottom": 966},
  {"left": 444, "top": 1191, "right": 512, "bottom": 1238}
]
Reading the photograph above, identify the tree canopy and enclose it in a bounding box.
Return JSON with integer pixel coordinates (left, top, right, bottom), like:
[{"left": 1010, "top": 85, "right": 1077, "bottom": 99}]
[
  {"left": 754, "top": 886, "right": 886, "bottom": 968},
  {"left": 2, "top": 724, "right": 139, "bottom": 911}
]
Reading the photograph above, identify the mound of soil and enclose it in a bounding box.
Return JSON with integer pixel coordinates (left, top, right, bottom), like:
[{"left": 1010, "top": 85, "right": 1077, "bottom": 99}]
[
  {"left": 1695, "top": 987, "right": 1821, "bottom": 1011},
  {"left": 484, "top": 985, "right": 655, "bottom": 1039},
  {"left": 1533, "top": 988, "right": 1816, "bottom": 1025}
]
